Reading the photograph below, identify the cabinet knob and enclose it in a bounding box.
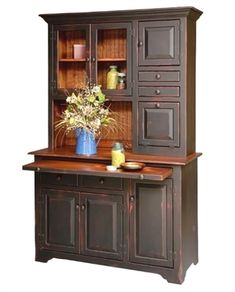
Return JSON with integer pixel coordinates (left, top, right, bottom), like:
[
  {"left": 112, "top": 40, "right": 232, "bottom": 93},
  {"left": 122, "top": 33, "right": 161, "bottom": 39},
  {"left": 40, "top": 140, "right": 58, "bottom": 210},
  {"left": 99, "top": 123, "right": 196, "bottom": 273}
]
[
  {"left": 99, "top": 178, "right": 105, "bottom": 185},
  {"left": 92, "top": 57, "right": 96, "bottom": 62},
  {"left": 155, "top": 74, "right": 161, "bottom": 80},
  {"left": 130, "top": 196, "right": 135, "bottom": 202},
  {"left": 81, "top": 204, "right": 86, "bottom": 211},
  {"left": 76, "top": 204, "right": 80, "bottom": 209},
  {"left": 155, "top": 89, "right": 161, "bottom": 95},
  {"left": 56, "top": 174, "right": 62, "bottom": 181},
  {"left": 138, "top": 41, "right": 143, "bottom": 47},
  {"left": 86, "top": 57, "right": 90, "bottom": 62},
  {"left": 139, "top": 174, "right": 144, "bottom": 180},
  {"left": 155, "top": 103, "right": 161, "bottom": 108}
]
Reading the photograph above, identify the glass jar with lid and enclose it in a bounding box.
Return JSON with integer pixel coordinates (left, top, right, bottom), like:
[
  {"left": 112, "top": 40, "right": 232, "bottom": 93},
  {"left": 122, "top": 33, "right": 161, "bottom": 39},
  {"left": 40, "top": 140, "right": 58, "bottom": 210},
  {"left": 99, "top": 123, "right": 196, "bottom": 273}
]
[
  {"left": 111, "top": 142, "right": 125, "bottom": 168},
  {"left": 107, "top": 65, "right": 118, "bottom": 89},
  {"left": 117, "top": 73, "right": 126, "bottom": 90}
]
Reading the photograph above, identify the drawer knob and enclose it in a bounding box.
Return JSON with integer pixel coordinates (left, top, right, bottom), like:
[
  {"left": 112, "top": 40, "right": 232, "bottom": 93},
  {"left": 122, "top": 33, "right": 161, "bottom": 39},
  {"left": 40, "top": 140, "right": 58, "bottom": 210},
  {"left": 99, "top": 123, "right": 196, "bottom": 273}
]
[
  {"left": 155, "top": 89, "right": 161, "bottom": 95},
  {"left": 155, "top": 74, "right": 161, "bottom": 80},
  {"left": 56, "top": 175, "right": 62, "bottom": 181},
  {"left": 155, "top": 103, "right": 160, "bottom": 108},
  {"left": 99, "top": 178, "right": 105, "bottom": 185}
]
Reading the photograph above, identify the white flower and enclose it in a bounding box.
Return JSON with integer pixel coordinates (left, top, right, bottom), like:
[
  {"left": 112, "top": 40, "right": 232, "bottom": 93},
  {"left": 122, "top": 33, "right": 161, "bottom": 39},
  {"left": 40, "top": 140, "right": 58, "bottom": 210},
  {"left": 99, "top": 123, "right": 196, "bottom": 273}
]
[
  {"left": 56, "top": 83, "right": 115, "bottom": 136},
  {"left": 91, "top": 85, "right": 101, "bottom": 94}
]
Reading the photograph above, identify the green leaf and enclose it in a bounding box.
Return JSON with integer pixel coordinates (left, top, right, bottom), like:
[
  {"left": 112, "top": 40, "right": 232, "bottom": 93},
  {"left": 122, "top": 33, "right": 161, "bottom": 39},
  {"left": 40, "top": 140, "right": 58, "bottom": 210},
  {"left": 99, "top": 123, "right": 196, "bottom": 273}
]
[
  {"left": 88, "top": 95, "right": 96, "bottom": 103},
  {"left": 96, "top": 92, "right": 106, "bottom": 103}
]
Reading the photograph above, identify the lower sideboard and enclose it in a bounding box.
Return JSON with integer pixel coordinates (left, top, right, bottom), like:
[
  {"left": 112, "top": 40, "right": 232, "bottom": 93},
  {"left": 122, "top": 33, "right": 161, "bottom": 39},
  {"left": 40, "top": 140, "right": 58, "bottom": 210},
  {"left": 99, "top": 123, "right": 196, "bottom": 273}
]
[{"left": 23, "top": 158, "right": 198, "bottom": 284}]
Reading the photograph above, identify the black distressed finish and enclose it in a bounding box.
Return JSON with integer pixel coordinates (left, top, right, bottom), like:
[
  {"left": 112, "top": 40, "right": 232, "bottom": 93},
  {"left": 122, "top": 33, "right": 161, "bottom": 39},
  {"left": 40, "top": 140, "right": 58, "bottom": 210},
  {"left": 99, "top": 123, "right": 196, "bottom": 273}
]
[{"left": 23, "top": 7, "right": 202, "bottom": 284}]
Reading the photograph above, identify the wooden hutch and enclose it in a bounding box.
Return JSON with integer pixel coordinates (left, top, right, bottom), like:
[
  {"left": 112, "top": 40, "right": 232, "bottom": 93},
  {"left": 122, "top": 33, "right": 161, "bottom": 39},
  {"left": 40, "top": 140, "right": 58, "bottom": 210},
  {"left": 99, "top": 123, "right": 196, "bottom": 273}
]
[{"left": 23, "top": 7, "right": 202, "bottom": 284}]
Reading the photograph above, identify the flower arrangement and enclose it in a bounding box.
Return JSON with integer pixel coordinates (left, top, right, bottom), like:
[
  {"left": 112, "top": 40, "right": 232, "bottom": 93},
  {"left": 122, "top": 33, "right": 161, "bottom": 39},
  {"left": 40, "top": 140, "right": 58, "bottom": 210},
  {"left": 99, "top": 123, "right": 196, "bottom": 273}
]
[{"left": 56, "top": 84, "right": 116, "bottom": 137}]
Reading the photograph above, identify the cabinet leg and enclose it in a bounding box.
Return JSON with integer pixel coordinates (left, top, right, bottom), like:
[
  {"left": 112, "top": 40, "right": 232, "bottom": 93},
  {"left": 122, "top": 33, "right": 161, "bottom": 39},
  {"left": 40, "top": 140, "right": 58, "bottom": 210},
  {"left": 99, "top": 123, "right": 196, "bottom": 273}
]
[
  {"left": 193, "top": 256, "right": 199, "bottom": 265},
  {"left": 161, "top": 267, "right": 186, "bottom": 284},
  {"left": 35, "top": 250, "right": 53, "bottom": 263}
]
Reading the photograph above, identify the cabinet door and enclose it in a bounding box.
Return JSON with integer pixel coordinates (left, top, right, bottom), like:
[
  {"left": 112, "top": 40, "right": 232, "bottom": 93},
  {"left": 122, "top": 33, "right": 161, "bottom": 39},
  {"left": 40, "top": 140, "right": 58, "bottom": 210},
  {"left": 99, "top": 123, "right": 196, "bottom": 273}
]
[
  {"left": 52, "top": 24, "right": 90, "bottom": 96},
  {"left": 130, "top": 180, "right": 173, "bottom": 267},
  {"left": 40, "top": 189, "right": 78, "bottom": 253},
  {"left": 138, "top": 101, "right": 180, "bottom": 147},
  {"left": 80, "top": 192, "right": 123, "bottom": 260},
  {"left": 138, "top": 20, "right": 180, "bottom": 66},
  {"left": 91, "top": 23, "right": 132, "bottom": 96}
]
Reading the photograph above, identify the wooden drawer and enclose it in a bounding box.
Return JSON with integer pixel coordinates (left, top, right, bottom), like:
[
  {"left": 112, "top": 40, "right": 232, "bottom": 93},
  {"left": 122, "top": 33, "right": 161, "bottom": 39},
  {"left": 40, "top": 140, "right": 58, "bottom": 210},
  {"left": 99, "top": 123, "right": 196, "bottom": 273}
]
[
  {"left": 139, "top": 71, "right": 180, "bottom": 82},
  {"left": 41, "top": 173, "right": 77, "bottom": 187},
  {"left": 139, "top": 87, "right": 180, "bottom": 97},
  {"left": 80, "top": 175, "right": 124, "bottom": 191}
]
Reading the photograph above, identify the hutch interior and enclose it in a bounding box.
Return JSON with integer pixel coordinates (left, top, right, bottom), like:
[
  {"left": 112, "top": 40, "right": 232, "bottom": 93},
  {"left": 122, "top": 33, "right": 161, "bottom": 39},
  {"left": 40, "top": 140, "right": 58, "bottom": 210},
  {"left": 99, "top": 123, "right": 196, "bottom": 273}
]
[{"left": 23, "top": 7, "right": 202, "bottom": 284}]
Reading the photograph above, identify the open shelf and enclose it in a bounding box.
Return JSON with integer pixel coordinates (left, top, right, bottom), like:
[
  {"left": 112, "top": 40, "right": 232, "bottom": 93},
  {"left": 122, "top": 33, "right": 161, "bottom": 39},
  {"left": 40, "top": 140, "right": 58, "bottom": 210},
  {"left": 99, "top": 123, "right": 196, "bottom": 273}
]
[
  {"left": 54, "top": 100, "right": 132, "bottom": 149},
  {"left": 98, "top": 58, "right": 126, "bottom": 62},
  {"left": 59, "top": 58, "right": 86, "bottom": 62}
]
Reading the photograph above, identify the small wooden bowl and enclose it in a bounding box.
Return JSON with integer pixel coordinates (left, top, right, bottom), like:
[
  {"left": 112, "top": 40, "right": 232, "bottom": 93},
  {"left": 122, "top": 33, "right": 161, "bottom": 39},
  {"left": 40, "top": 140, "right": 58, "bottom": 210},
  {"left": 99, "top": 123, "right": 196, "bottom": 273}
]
[{"left": 121, "top": 162, "right": 145, "bottom": 170}]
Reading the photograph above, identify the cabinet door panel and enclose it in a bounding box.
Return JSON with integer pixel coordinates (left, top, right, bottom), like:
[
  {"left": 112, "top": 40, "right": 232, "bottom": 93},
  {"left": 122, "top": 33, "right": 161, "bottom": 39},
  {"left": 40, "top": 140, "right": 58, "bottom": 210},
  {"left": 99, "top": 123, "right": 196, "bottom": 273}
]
[
  {"left": 53, "top": 24, "right": 90, "bottom": 95},
  {"left": 92, "top": 23, "right": 132, "bottom": 96},
  {"left": 41, "top": 189, "right": 78, "bottom": 253},
  {"left": 138, "top": 20, "right": 180, "bottom": 66},
  {"left": 80, "top": 193, "right": 123, "bottom": 260},
  {"left": 130, "top": 180, "right": 173, "bottom": 267},
  {"left": 138, "top": 101, "right": 180, "bottom": 147}
]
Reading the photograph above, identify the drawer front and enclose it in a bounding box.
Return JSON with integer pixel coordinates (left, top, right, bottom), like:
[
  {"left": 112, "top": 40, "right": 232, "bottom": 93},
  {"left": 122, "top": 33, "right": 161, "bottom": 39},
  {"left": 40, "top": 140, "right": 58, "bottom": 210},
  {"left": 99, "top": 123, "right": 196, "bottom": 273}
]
[
  {"left": 41, "top": 173, "right": 77, "bottom": 187},
  {"left": 80, "top": 175, "right": 124, "bottom": 191},
  {"left": 139, "top": 71, "right": 180, "bottom": 82},
  {"left": 139, "top": 87, "right": 180, "bottom": 97}
]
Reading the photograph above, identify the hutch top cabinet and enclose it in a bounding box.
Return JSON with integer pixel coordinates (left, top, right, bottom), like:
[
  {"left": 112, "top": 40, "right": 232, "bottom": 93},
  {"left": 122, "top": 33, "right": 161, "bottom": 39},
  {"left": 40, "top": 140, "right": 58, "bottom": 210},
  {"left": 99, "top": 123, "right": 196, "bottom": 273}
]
[
  {"left": 23, "top": 7, "right": 202, "bottom": 284},
  {"left": 41, "top": 6, "right": 202, "bottom": 156}
]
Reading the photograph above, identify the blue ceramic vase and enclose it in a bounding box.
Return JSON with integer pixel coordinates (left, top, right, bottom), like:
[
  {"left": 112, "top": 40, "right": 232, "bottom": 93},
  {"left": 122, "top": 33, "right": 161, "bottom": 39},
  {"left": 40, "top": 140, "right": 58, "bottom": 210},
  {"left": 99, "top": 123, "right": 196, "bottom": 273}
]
[{"left": 76, "top": 128, "right": 97, "bottom": 155}]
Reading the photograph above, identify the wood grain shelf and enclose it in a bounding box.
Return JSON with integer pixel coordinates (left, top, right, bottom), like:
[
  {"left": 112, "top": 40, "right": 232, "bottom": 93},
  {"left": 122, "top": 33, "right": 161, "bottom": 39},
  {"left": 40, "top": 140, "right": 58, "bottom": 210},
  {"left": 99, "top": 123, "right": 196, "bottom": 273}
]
[
  {"left": 98, "top": 58, "right": 126, "bottom": 62},
  {"left": 23, "top": 160, "right": 172, "bottom": 181},
  {"left": 59, "top": 58, "right": 86, "bottom": 62},
  {"left": 28, "top": 146, "right": 202, "bottom": 166},
  {"left": 59, "top": 58, "right": 126, "bottom": 62}
]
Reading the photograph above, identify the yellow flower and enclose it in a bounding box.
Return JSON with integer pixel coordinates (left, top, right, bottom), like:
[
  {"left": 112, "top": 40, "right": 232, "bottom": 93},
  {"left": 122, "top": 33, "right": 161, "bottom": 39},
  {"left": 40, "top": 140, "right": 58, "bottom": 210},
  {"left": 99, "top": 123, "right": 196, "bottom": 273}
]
[{"left": 69, "top": 117, "right": 75, "bottom": 125}]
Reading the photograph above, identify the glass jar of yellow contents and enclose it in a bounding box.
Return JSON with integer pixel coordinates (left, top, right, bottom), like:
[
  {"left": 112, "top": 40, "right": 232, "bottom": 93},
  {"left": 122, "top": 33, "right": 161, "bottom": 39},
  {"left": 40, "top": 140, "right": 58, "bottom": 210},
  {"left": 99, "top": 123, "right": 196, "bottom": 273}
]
[
  {"left": 107, "top": 65, "right": 118, "bottom": 89},
  {"left": 111, "top": 142, "right": 125, "bottom": 168}
]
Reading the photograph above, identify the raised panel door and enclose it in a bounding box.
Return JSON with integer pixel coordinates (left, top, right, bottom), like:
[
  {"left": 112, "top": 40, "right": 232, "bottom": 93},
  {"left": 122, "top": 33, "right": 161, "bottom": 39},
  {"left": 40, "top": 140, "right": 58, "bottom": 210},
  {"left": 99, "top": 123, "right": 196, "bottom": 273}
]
[
  {"left": 80, "top": 192, "right": 123, "bottom": 260},
  {"left": 130, "top": 179, "right": 173, "bottom": 267},
  {"left": 41, "top": 189, "right": 78, "bottom": 253},
  {"left": 138, "top": 101, "right": 180, "bottom": 148},
  {"left": 138, "top": 20, "right": 180, "bottom": 66}
]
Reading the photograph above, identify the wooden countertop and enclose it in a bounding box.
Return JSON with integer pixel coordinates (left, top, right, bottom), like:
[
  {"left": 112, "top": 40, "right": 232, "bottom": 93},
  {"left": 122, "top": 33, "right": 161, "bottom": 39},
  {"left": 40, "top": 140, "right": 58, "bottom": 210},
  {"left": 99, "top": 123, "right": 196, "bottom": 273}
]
[{"left": 28, "top": 146, "right": 202, "bottom": 166}]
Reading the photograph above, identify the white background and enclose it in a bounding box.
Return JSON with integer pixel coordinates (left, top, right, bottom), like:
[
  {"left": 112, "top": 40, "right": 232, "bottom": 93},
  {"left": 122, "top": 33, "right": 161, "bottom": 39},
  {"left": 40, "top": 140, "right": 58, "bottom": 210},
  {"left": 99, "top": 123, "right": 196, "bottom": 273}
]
[{"left": 1, "top": 0, "right": 235, "bottom": 291}]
